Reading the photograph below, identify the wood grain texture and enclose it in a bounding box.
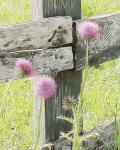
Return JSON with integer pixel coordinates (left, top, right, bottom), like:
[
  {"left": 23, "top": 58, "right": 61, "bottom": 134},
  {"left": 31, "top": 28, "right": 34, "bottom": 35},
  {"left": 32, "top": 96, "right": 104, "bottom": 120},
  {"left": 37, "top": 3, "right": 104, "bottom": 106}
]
[
  {"left": 89, "top": 46, "right": 120, "bottom": 68},
  {"left": 75, "top": 12, "right": 120, "bottom": 70},
  {"left": 0, "top": 47, "right": 73, "bottom": 82},
  {"left": 30, "top": 0, "right": 43, "bottom": 20},
  {"left": 0, "top": 17, "right": 72, "bottom": 52},
  {"left": 45, "top": 70, "right": 82, "bottom": 142},
  {"left": 43, "top": 0, "right": 81, "bottom": 20}
]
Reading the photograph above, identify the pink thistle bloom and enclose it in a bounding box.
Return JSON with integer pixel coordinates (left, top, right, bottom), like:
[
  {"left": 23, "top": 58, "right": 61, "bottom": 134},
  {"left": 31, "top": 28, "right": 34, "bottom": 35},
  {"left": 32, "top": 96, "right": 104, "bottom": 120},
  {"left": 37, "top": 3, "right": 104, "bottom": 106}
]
[
  {"left": 16, "top": 58, "right": 33, "bottom": 77},
  {"left": 77, "top": 21, "right": 99, "bottom": 40},
  {"left": 35, "top": 75, "right": 56, "bottom": 99}
]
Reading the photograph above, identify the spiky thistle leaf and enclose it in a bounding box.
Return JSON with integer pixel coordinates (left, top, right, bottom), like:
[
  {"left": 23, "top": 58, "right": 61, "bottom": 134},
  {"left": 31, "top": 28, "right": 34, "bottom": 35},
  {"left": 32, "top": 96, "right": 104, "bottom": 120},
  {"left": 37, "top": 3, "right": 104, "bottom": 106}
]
[
  {"left": 60, "top": 131, "right": 73, "bottom": 142},
  {"left": 57, "top": 115, "right": 73, "bottom": 124}
]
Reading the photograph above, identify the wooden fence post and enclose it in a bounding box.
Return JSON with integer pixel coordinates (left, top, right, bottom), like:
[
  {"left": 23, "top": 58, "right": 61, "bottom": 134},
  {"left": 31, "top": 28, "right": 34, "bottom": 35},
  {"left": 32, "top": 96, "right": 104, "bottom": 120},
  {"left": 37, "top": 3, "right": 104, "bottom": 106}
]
[
  {"left": 30, "top": 0, "right": 43, "bottom": 20},
  {"left": 29, "top": 0, "right": 82, "bottom": 148},
  {"left": 30, "top": 0, "right": 81, "bottom": 20},
  {"left": 43, "top": 0, "right": 81, "bottom": 20},
  {"left": 29, "top": 0, "right": 44, "bottom": 148}
]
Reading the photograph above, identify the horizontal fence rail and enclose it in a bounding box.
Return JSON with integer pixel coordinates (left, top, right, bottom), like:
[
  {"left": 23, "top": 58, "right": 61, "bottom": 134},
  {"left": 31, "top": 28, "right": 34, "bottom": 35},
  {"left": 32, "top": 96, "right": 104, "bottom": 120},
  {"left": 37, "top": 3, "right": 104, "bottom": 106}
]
[{"left": 0, "top": 17, "right": 73, "bottom": 82}]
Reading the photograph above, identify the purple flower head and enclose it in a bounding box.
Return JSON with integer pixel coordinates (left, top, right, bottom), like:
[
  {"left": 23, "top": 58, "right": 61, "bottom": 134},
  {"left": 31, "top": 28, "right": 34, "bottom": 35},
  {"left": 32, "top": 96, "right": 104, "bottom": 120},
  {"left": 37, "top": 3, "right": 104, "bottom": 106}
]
[
  {"left": 79, "top": 130, "right": 84, "bottom": 136},
  {"left": 35, "top": 75, "right": 56, "bottom": 99},
  {"left": 77, "top": 21, "right": 99, "bottom": 40},
  {"left": 16, "top": 58, "right": 33, "bottom": 77}
]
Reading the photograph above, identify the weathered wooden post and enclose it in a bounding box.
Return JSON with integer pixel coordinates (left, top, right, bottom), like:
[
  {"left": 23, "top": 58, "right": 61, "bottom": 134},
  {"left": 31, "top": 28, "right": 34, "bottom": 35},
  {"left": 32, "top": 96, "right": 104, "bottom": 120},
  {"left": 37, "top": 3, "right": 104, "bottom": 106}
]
[
  {"left": 30, "top": 0, "right": 81, "bottom": 20},
  {"left": 43, "top": 0, "right": 81, "bottom": 19},
  {"left": 29, "top": 0, "right": 82, "bottom": 149},
  {"left": 30, "top": 0, "right": 43, "bottom": 20}
]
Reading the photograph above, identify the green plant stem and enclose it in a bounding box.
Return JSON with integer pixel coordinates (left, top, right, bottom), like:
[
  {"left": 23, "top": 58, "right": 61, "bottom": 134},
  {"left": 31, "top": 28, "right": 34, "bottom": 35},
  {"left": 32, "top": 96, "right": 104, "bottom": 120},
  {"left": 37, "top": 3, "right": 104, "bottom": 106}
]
[
  {"left": 72, "top": 108, "right": 80, "bottom": 150},
  {"left": 3, "top": 73, "right": 18, "bottom": 101},
  {"left": 0, "top": 73, "right": 18, "bottom": 117},
  {"left": 71, "top": 39, "right": 89, "bottom": 149},
  {"left": 34, "top": 99, "right": 42, "bottom": 150},
  {"left": 114, "top": 115, "right": 119, "bottom": 149},
  {"left": 77, "top": 39, "right": 89, "bottom": 132},
  {"left": 114, "top": 103, "right": 119, "bottom": 149}
]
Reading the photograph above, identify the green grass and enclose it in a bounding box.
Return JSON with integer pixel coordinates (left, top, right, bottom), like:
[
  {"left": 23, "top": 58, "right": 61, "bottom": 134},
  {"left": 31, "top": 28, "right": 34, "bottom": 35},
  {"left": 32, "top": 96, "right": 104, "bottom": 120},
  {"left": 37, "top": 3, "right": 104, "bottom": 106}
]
[
  {"left": 0, "top": 79, "right": 33, "bottom": 150},
  {"left": 82, "top": 0, "right": 120, "bottom": 17},
  {"left": 0, "top": 0, "right": 120, "bottom": 149},
  {"left": 84, "top": 58, "right": 120, "bottom": 129},
  {"left": 0, "top": 0, "right": 30, "bottom": 24}
]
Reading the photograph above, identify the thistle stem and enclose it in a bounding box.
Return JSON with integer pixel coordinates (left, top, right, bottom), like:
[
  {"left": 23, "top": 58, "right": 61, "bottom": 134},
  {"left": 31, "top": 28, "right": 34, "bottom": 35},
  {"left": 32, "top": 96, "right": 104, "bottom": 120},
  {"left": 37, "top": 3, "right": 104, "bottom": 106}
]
[
  {"left": 34, "top": 99, "right": 42, "bottom": 150},
  {"left": 3, "top": 73, "right": 18, "bottom": 101},
  {"left": 0, "top": 73, "right": 18, "bottom": 117},
  {"left": 77, "top": 39, "right": 89, "bottom": 132},
  {"left": 72, "top": 108, "right": 80, "bottom": 150}
]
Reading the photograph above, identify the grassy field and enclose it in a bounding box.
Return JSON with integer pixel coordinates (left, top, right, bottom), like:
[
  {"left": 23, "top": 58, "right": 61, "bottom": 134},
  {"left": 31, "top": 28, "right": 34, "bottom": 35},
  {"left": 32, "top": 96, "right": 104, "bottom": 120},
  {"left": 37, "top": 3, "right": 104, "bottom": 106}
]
[
  {"left": 82, "top": 0, "right": 120, "bottom": 17},
  {"left": 0, "top": 79, "right": 33, "bottom": 149},
  {"left": 0, "top": 0, "right": 120, "bottom": 149},
  {"left": 84, "top": 58, "right": 120, "bottom": 129},
  {"left": 0, "top": 0, "right": 30, "bottom": 24}
]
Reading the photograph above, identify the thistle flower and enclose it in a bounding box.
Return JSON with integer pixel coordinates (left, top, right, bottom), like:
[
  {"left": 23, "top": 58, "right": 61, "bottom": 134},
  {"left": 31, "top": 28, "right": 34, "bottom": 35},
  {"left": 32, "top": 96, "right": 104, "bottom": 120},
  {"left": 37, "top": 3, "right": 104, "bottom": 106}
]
[
  {"left": 63, "top": 96, "right": 77, "bottom": 110},
  {"left": 16, "top": 58, "right": 33, "bottom": 77},
  {"left": 35, "top": 75, "right": 56, "bottom": 99},
  {"left": 79, "top": 130, "right": 84, "bottom": 136},
  {"left": 77, "top": 21, "right": 99, "bottom": 40}
]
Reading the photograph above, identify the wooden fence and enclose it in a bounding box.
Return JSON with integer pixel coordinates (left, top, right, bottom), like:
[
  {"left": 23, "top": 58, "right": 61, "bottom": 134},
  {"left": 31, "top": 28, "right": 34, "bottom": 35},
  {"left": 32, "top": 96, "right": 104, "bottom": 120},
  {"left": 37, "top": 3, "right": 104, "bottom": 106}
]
[
  {"left": 30, "top": 0, "right": 81, "bottom": 20},
  {"left": 0, "top": 0, "right": 120, "bottom": 149}
]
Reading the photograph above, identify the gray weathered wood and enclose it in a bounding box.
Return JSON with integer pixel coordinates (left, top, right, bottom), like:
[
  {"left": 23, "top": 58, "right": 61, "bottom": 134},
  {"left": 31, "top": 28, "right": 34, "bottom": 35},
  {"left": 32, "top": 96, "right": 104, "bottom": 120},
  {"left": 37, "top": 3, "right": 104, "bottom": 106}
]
[
  {"left": 29, "top": 0, "right": 81, "bottom": 20},
  {"left": 30, "top": 0, "right": 43, "bottom": 20},
  {"left": 75, "top": 12, "right": 120, "bottom": 70},
  {"left": 0, "top": 47, "right": 73, "bottom": 82},
  {"left": 45, "top": 70, "right": 82, "bottom": 142},
  {"left": 0, "top": 17, "right": 72, "bottom": 52},
  {"left": 89, "top": 46, "right": 120, "bottom": 68},
  {"left": 43, "top": 0, "right": 81, "bottom": 20}
]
